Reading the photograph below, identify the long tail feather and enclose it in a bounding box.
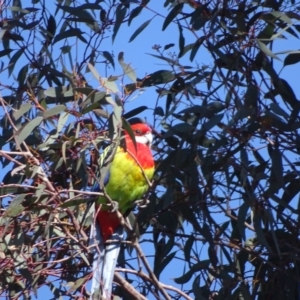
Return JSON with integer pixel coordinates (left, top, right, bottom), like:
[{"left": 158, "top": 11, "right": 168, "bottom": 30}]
[
  {"left": 90, "top": 215, "right": 124, "bottom": 300},
  {"left": 90, "top": 216, "right": 104, "bottom": 300},
  {"left": 101, "top": 225, "right": 123, "bottom": 298}
]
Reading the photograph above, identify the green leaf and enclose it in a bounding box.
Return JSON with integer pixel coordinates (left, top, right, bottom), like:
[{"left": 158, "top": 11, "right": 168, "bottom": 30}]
[
  {"left": 78, "top": 90, "right": 107, "bottom": 107},
  {"left": 184, "top": 235, "right": 194, "bottom": 264},
  {"left": 190, "top": 37, "right": 205, "bottom": 61},
  {"left": 256, "top": 24, "right": 275, "bottom": 41},
  {"left": 162, "top": 3, "right": 184, "bottom": 31},
  {"left": 62, "top": 141, "right": 68, "bottom": 164},
  {"left": 164, "top": 43, "right": 175, "bottom": 50},
  {"left": 61, "top": 45, "right": 71, "bottom": 54},
  {"left": 238, "top": 201, "right": 249, "bottom": 241},
  {"left": 275, "top": 78, "right": 299, "bottom": 108},
  {"left": 112, "top": 5, "right": 127, "bottom": 42},
  {"left": 58, "top": 5, "right": 95, "bottom": 24},
  {"left": 202, "top": 113, "right": 224, "bottom": 131},
  {"left": 123, "top": 106, "right": 148, "bottom": 119},
  {"left": 18, "top": 266, "right": 33, "bottom": 285},
  {"left": 8, "top": 48, "right": 23, "bottom": 77},
  {"left": 59, "top": 198, "right": 88, "bottom": 208},
  {"left": 17, "top": 64, "right": 29, "bottom": 85},
  {"left": 171, "top": 122, "right": 194, "bottom": 133},
  {"left": 284, "top": 52, "right": 300, "bottom": 66},
  {"left": 269, "top": 103, "right": 289, "bottom": 119},
  {"left": 16, "top": 116, "right": 43, "bottom": 145},
  {"left": 147, "top": 53, "right": 179, "bottom": 66},
  {"left": 264, "top": 11, "right": 292, "bottom": 24},
  {"left": 47, "top": 15, "right": 56, "bottom": 40},
  {"left": 155, "top": 251, "right": 176, "bottom": 278},
  {"left": 257, "top": 40, "right": 281, "bottom": 60},
  {"left": 271, "top": 148, "right": 284, "bottom": 188},
  {"left": 244, "top": 84, "right": 258, "bottom": 110},
  {"left": 154, "top": 106, "right": 164, "bottom": 116},
  {"left": 102, "top": 51, "right": 115, "bottom": 69},
  {"left": 192, "top": 275, "right": 207, "bottom": 300},
  {"left": 12, "top": 103, "right": 32, "bottom": 120},
  {"left": 253, "top": 212, "right": 272, "bottom": 253},
  {"left": 128, "top": 6, "right": 143, "bottom": 26},
  {"left": 8, "top": 5, "right": 30, "bottom": 15},
  {"left": 0, "top": 49, "right": 14, "bottom": 57},
  {"left": 44, "top": 86, "right": 73, "bottom": 98},
  {"left": 75, "top": 87, "right": 97, "bottom": 97},
  {"left": 21, "top": 20, "right": 39, "bottom": 30},
  {"left": 141, "top": 70, "right": 175, "bottom": 86},
  {"left": 122, "top": 118, "right": 137, "bottom": 152},
  {"left": 87, "top": 63, "right": 100, "bottom": 81},
  {"left": 4, "top": 194, "right": 27, "bottom": 217},
  {"left": 43, "top": 105, "right": 66, "bottom": 119},
  {"left": 178, "top": 24, "right": 185, "bottom": 57},
  {"left": 206, "top": 102, "right": 226, "bottom": 115},
  {"left": 67, "top": 278, "right": 86, "bottom": 294},
  {"left": 118, "top": 52, "right": 137, "bottom": 82},
  {"left": 174, "top": 260, "right": 210, "bottom": 284},
  {"left": 239, "top": 283, "right": 253, "bottom": 300},
  {"left": 102, "top": 77, "right": 119, "bottom": 94},
  {"left": 278, "top": 180, "right": 300, "bottom": 215},
  {"left": 0, "top": 186, "right": 32, "bottom": 195},
  {"left": 81, "top": 101, "right": 102, "bottom": 114},
  {"left": 129, "top": 18, "right": 152, "bottom": 42},
  {"left": 53, "top": 28, "right": 85, "bottom": 44}
]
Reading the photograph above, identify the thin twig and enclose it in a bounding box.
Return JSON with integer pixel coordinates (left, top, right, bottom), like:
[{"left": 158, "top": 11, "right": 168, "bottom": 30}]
[
  {"left": 133, "top": 241, "right": 171, "bottom": 300},
  {"left": 116, "top": 268, "right": 193, "bottom": 300},
  {"left": 114, "top": 272, "right": 148, "bottom": 300}
]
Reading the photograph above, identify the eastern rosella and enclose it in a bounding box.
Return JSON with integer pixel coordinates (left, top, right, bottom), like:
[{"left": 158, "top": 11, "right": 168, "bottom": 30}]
[{"left": 89, "top": 118, "right": 154, "bottom": 300}]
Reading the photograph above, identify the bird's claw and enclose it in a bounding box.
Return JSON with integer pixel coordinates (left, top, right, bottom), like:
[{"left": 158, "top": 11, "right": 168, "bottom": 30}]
[
  {"left": 135, "top": 199, "right": 150, "bottom": 208},
  {"left": 110, "top": 200, "right": 119, "bottom": 212}
]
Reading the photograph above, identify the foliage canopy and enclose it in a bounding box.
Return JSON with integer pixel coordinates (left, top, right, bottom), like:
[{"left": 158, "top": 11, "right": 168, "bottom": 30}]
[{"left": 1, "top": 0, "right": 300, "bottom": 299}]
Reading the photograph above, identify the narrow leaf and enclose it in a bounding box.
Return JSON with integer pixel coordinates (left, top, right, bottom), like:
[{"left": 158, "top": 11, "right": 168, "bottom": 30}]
[
  {"left": 128, "top": 6, "right": 143, "bottom": 26},
  {"left": 163, "top": 3, "right": 184, "bottom": 31},
  {"left": 190, "top": 37, "right": 205, "bottom": 61},
  {"left": 129, "top": 19, "right": 152, "bottom": 42},
  {"left": 87, "top": 63, "right": 101, "bottom": 81},
  {"left": 123, "top": 106, "right": 148, "bottom": 119},
  {"left": 118, "top": 52, "right": 137, "bottom": 82},
  {"left": 44, "top": 86, "right": 73, "bottom": 98},
  {"left": 112, "top": 5, "right": 127, "bottom": 42},
  {"left": 102, "top": 51, "right": 115, "bottom": 69},
  {"left": 13, "top": 103, "right": 32, "bottom": 120},
  {"left": 4, "top": 194, "right": 27, "bottom": 217},
  {"left": 284, "top": 52, "right": 300, "bottom": 66},
  {"left": 8, "top": 48, "right": 23, "bottom": 77},
  {"left": 257, "top": 40, "right": 281, "bottom": 60},
  {"left": 53, "top": 28, "right": 84, "bottom": 44},
  {"left": 271, "top": 148, "right": 284, "bottom": 187},
  {"left": 17, "top": 117, "right": 43, "bottom": 145},
  {"left": 178, "top": 24, "right": 185, "bottom": 57},
  {"left": 43, "top": 105, "right": 66, "bottom": 119},
  {"left": 174, "top": 260, "right": 210, "bottom": 284}
]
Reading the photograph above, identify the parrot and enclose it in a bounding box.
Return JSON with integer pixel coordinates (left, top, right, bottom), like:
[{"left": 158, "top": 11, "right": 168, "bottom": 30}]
[{"left": 89, "top": 118, "right": 155, "bottom": 300}]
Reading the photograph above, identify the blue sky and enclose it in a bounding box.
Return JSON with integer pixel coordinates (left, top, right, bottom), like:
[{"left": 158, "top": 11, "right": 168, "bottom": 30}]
[{"left": 1, "top": 0, "right": 300, "bottom": 299}]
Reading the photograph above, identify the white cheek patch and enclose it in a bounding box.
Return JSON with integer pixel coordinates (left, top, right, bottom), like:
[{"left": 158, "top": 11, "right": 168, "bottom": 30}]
[{"left": 135, "top": 132, "right": 153, "bottom": 146}]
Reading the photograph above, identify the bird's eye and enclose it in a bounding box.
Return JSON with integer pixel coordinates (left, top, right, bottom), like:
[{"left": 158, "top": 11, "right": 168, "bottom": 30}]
[{"left": 135, "top": 129, "right": 142, "bottom": 134}]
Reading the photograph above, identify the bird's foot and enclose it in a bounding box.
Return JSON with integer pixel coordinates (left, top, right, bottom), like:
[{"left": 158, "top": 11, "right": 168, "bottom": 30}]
[
  {"left": 135, "top": 199, "right": 149, "bottom": 208},
  {"left": 110, "top": 200, "right": 119, "bottom": 212}
]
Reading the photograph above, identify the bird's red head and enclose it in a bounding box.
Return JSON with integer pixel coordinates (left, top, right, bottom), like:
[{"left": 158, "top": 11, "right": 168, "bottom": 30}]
[{"left": 127, "top": 118, "right": 153, "bottom": 147}]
